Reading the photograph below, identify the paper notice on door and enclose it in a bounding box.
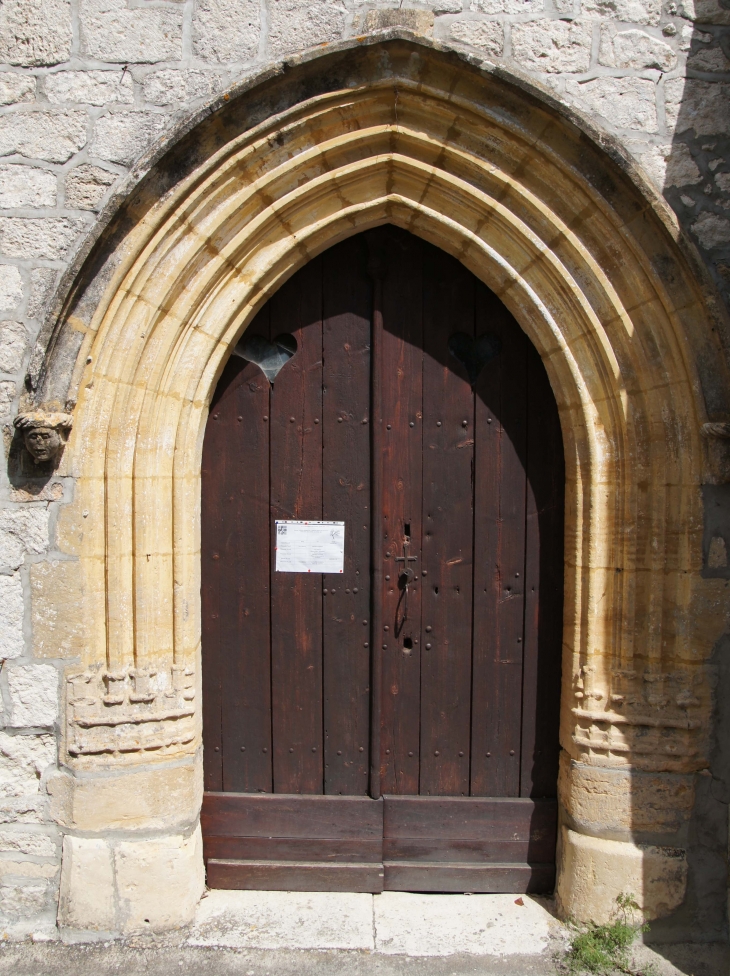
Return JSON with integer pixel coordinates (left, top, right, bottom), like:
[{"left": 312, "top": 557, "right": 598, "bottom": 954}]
[{"left": 275, "top": 520, "right": 345, "bottom": 573}]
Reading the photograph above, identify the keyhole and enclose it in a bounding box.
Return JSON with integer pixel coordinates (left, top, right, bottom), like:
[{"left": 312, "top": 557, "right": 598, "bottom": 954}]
[{"left": 404, "top": 522, "right": 411, "bottom": 539}]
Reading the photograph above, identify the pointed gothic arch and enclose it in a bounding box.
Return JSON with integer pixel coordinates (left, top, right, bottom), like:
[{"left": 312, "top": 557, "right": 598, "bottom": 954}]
[{"left": 37, "top": 36, "right": 729, "bottom": 934}]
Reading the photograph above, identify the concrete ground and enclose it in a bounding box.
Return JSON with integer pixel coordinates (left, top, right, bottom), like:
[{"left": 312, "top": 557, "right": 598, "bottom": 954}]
[{"left": 0, "top": 891, "right": 727, "bottom": 976}]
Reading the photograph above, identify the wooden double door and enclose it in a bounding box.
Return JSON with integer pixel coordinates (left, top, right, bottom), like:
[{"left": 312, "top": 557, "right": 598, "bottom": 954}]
[{"left": 201, "top": 227, "right": 564, "bottom": 893}]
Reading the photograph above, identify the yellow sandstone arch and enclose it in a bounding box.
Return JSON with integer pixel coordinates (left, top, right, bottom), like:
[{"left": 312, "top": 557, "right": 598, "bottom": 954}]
[{"left": 39, "top": 38, "right": 729, "bottom": 934}]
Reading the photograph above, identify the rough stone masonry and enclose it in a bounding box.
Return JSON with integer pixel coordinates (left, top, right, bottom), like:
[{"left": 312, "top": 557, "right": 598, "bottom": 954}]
[{"left": 0, "top": 0, "right": 728, "bottom": 942}]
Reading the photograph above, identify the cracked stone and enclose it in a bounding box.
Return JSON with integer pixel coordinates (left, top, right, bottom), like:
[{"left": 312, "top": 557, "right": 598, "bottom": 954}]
[
  {"left": 512, "top": 20, "right": 593, "bottom": 73},
  {"left": 599, "top": 27, "right": 677, "bottom": 71},
  {"left": 64, "top": 164, "right": 116, "bottom": 211},
  {"left": 449, "top": 21, "right": 504, "bottom": 57}
]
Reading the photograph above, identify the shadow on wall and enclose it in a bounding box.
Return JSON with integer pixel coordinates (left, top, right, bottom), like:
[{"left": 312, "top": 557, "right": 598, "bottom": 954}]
[
  {"left": 661, "top": 3, "right": 730, "bottom": 314},
  {"left": 641, "top": 4, "right": 730, "bottom": 951}
]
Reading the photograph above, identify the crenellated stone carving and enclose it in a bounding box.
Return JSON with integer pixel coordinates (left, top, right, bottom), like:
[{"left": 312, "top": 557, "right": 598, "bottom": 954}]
[
  {"left": 571, "top": 665, "right": 706, "bottom": 771},
  {"left": 65, "top": 664, "right": 195, "bottom": 759}
]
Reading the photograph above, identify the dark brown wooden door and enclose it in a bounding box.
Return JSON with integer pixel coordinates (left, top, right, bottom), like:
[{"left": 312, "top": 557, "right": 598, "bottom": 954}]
[{"left": 201, "top": 227, "right": 564, "bottom": 893}]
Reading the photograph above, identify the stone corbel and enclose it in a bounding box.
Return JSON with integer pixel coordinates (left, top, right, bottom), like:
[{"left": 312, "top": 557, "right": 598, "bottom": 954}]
[{"left": 13, "top": 409, "right": 73, "bottom": 469}]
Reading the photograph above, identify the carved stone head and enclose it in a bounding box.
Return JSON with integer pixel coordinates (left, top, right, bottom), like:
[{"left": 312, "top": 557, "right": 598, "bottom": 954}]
[{"left": 13, "top": 411, "right": 73, "bottom": 466}]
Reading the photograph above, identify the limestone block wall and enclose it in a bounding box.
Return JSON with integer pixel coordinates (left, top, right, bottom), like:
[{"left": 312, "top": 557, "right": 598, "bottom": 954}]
[{"left": 0, "top": 0, "right": 726, "bottom": 940}]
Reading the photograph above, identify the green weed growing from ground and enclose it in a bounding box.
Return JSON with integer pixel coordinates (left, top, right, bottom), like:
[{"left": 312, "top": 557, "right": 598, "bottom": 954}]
[{"left": 565, "top": 893, "right": 657, "bottom": 976}]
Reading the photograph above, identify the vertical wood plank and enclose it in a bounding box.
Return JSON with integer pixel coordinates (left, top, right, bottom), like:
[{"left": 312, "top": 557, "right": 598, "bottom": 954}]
[
  {"left": 521, "top": 343, "right": 564, "bottom": 798},
  {"left": 419, "top": 245, "right": 475, "bottom": 797},
  {"left": 471, "top": 290, "right": 527, "bottom": 797},
  {"left": 379, "top": 229, "right": 423, "bottom": 796},
  {"left": 270, "top": 258, "right": 324, "bottom": 794},
  {"left": 322, "top": 236, "right": 372, "bottom": 796},
  {"left": 201, "top": 383, "right": 226, "bottom": 792},
  {"left": 222, "top": 313, "right": 273, "bottom": 792},
  {"left": 202, "top": 306, "right": 273, "bottom": 793}
]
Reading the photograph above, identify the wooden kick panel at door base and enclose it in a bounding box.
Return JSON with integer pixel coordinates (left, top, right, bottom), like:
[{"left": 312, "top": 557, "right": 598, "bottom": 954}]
[
  {"left": 201, "top": 226, "right": 564, "bottom": 892},
  {"left": 202, "top": 793, "right": 557, "bottom": 893}
]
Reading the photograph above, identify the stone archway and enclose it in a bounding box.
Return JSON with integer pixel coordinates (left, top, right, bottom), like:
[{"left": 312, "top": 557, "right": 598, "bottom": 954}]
[{"left": 30, "top": 37, "right": 729, "bottom": 936}]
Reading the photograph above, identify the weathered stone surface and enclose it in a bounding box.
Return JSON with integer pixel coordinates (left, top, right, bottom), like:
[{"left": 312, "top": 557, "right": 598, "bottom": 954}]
[
  {"left": 0, "top": 166, "right": 57, "bottom": 209},
  {"left": 512, "top": 20, "right": 592, "bottom": 73},
  {"left": 49, "top": 758, "right": 202, "bottom": 832},
  {"left": 0, "top": 217, "right": 85, "bottom": 261},
  {"left": 114, "top": 827, "right": 204, "bottom": 934},
  {"left": 0, "top": 827, "right": 57, "bottom": 857},
  {"left": 374, "top": 891, "right": 555, "bottom": 956},
  {"left": 6, "top": 664, "right": 59, "bottom": 728},
  {"left": 64, "top": 164, "right": 116, "bottom": 211},
  {"left": 0, "top": 112, "right": 87, "bottom": 164},
  {"left": 581, "top": 0, "right": 661, "bottom": 25},
  {"left": 639, "top": 142, "right": 702, "bottom": 189},
  {"left": 559, "top": 756, "right": 695, "bottom": 835},
  {"left": 469, "top": 0, "right": 544, "bottom": 9},
  {"left": 269, "top": 1, "right": 347, "bottom": 57},
  {"left": 58, "top": 836, "right": 115, "bottom": 932},
  {"left": 192, "top": 0, "right": 260, "bottom": 63},
  {"left": 0, "top": 321, "right": 28, "bottom": 374},
  {"left": 599, "top": 27, "right": 677, "bottom": 70},
  {"left": 0, "top": 572, "right": 24, "bottom": 661},
  {"left": 0, "top": 858, "right": 57, "bottom": 882},
  {"left": 556, "top": 828, "right": 687, "bottom": 923},
  {"left": 0, "top": 267, "right": 23, "bottom": 314},
  {"left": 30, "top": 561, "right": 83, "bottom": 660},
  {"left": 44, "top": 70, "right": 133, "bottom": 106},
  {"left": 27, "top": 268, "right": 58, "bottom": 320},
  {"left": 716, "top": 172, "right": 730, "bottom": 194},
  {"left": 143, "top": 70, "right": 224, "bottom": 107},
  {"left": 0, "top": 881, "right": 50, "bottom": 917},
  {"left": 566, "top": 77, "right": 657, "bottom": 131},
  {"left": 361, "top": 9, "right": 434, "bottom": 34},
  {"left": 665, "top": 78, "right": 730, "bottom": 136},
  {"left": 79, "top": 0, "right": 183, "bottom": 64},
  {"left": 0, "top": 75, "right": 36, "bottom": 106},
  {"left": 678, "top": 0, "right": 730, "bottom": 24},
  {"left": 449, "top": 20, "right": 504, "bottom": 57},
  {"left": 692, "top": 211, "right": 730, "bottom": 248},
  {"left": 0, "top": 0, "right": 72, "bottom": 67},
  {"left": 0, "top": 380, "right": 15, "bottom": 416},
  {"left": 688, "top": 46, "right": 730, "bottom": 72},
  {"left": 190, "top": 889, "right": 376, "bottom": 951},
  {"left": 0, "top": 508, "right": 50, "bottom": 570},
  {"left": 91, "top": 112, "right": 168, "bottom": 167},
  {"left": 0, "top": 732, "right": 56, "bottom": 799}
]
